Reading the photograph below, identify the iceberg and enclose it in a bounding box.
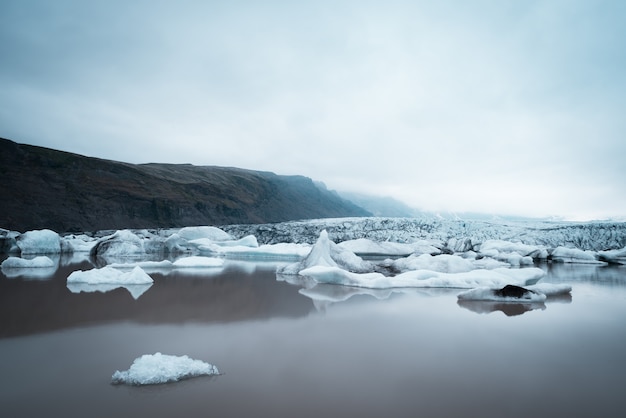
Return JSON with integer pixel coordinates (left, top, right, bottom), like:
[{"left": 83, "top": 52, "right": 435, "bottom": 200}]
[
  {"left": 177, "top": 226, "right": 233, "bottom": 242},
  {"left": 298, "top": 265, "right": 545, "bottom": 290},
  {"left": 278, "top": 230, "right": 372, "bottom": 275},
  {"left": 111, "top": 352, "right": 220, "bottom": 385},
  {"left": 67, "top": 265, "right": 154, "bottom": 284},
  {"left": 0, "top": 255, "right": 57, "bottom": 280},
  {"left": 66, "top": 266, "right": 153, "bottom": 299},
  {"left": 172, "top": 256, "right": 224, "bottom": 268},
  {"left": 550, "top": 247, "right": 605, "bottom": 264},
  {"left": 336, "top": 238, "right": 433, "bottom": 257},
  {"left": 16, "top": 229, "right": 61, "bottom": 255},
  {"left": 457, "top": 285, "right": 547, "bottom": 303},
  {"left": 1, "top": 256, "right": 55, "bottom": 269}
]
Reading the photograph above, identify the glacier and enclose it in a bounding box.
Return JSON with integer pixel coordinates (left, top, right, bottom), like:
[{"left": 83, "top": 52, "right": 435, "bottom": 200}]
[{"left": 111, "top": 352, "right": 220, "bottom": 385}]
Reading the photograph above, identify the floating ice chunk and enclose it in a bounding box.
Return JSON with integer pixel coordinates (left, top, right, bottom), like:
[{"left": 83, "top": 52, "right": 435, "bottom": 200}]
[
  {"left": 92, "top": 230, "right": 145, "bottom": 258},
  {"left": 16, "top": 229, "right": 61, "bottom": 255},
  {"left": 457, "top": 285, "right": 547, "bottom": 303},
  {"left": 299, "top": 265, "right": 545, "bottom": 290},
  {"left": 337, "top": 239, "right": 415, "bottom": 256},
  {"left": 480, "top": 240, "right": 548, "bottom": 258},
  {"left": 551, "top": 247, "right": 604, "bottom": 264},
  {"left": 278, "top": 230, "right": 372, "bottom": 275},
  {"left": 62, "top": 234, "right": 97, "bottom": 253},
  {"left": 108, "top": 260, "right": 174, "bottom": 270},
  {"left": 526, "top": 283, "right": 572, "bottom": 297},
  {"left": 597, "top": 247, "right": 626, "bottom": 265},
  {"left": 1, "top": 256, "right": 55, "bottom": 269},
  {"left": 67, "top": 266, "right": 153, "bottom": 284},
  {"left": 389, "top": 253, "right": 476, "bottom": 274},
  {"left": 196, "top": 242, "right": 310, "bottom": 260},
  {"left": 111, "top": 352, "right": 220, "bottom": 385},
  {"left": 178, "top": 226, "right": 233, "bottom": 242},
  {"left": 1, "top": 255, "right": 57, "bottom": 280},
  {"left": 172, "top": 256, "right": 224, "bottom": 268}
]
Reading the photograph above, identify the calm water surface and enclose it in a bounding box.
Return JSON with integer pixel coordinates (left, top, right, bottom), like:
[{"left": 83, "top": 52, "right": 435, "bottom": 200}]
[{"left": 0, "top": 258, "right": 625, "bottom": 418}]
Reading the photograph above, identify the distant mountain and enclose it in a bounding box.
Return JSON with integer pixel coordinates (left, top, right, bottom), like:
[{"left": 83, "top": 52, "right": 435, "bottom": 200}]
[
  {"left": 0, "top": 138, "right": 370, "bottom": 232},
  {"left": 337, "top": 191, "right": 426, "bottom": 218}
]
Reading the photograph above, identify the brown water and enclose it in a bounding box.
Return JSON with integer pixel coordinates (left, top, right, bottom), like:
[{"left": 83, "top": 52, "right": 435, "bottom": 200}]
[{"left": 0, "top": 258, "right": 625, "bottom": 418}]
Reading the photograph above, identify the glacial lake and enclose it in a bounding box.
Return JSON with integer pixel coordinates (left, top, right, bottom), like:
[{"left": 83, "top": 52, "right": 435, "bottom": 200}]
[{"left": 0, "top": 258, "right": 625, "bottom": 418}]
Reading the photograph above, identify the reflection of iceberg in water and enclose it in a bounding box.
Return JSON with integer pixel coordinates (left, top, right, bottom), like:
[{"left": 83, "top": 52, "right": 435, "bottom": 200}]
[
  {"left": 299, "top": 284, "right": 394, "bottom": 312},
  {"left": 67, "top": 283, "right": 153, "bottom": 300},
  {"left": 1, "top": 256, "right": 58, "bottom": 280},
  {"left": 457, "top": 300, "right": 546, "bottom": 317}
]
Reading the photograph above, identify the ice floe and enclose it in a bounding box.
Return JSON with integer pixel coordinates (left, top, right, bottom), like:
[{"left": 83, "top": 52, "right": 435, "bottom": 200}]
[
  {"left": 171, "top": 256, "right": 224, "bottom": 268},
  {"left": 111, "top": 352, "right": 220, "bottom": 385},
  {"left": 550, "top": 247, "right": 605, "bottom": 264},
  {"left": 16, "top": 229, "right": 62, "bottom": 255},
  {"left": 1, "top": 256, "right": 55, "bottom": 269},
  {"left": 66, "top": 266, "right": 154, "bottom": 298}
]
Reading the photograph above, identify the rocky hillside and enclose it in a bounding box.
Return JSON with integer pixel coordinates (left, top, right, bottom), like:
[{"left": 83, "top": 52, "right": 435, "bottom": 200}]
[{"left": 0, "top": 138, "right": 370, "bottom": 232}]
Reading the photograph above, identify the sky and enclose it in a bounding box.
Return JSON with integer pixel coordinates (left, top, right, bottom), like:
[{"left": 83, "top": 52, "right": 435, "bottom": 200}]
[{"left": 1, "top": 0, "right": 625, "bottom": 221}]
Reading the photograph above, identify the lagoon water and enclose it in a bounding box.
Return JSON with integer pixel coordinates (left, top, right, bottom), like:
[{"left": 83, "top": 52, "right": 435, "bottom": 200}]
[{"left": 0, "top": 259, "right": 625, "bottom": 418}]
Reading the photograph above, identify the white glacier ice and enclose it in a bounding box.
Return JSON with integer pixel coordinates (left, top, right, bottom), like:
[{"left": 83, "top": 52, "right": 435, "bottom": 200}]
[
  {"left": 171, "top": 256, "right": 224, "bottom": 268},
  {"left": 16, "top": 229, "right": 62, "bottom": 255},
  {"left": 1, "top": 256, "right": 55, "bottom": 269},
  {"left": 67, "top": 265, "right": 153, "bottom": 284},
  {"left": 278, "top": 230, "right": 372, "bottom": 275},
  {"left": 111, "top": 352, "right": 220, "bottom": 385},
  {"left": 550, "top": 247, "right": 605, "bottom": 264},
  {"left": 457, "top": 283, "right": 571, "bottom": 302},
  {"left": 298, "top": 265, "right": 545, "bottom": 289},
  {"left": 177, "top": 226, "right": 233, "bottom": 242},
  {"left": 66, "top": 266, "right": 153, "bottom": 299}
]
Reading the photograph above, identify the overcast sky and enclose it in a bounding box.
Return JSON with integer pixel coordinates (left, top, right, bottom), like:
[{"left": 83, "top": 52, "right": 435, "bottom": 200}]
[{"left": 1, "top": 0, "right": 625, "bottom": 221}]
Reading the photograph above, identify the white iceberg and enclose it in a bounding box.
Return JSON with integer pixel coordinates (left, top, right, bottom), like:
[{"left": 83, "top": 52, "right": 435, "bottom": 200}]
[
  {"left": 550, "top": 247, "right": 605, "bottom": 264},
  {"left": 111, "top": 352, "right": 220, "bottom": 385},
  {"left": 0, "top": 255, "right": 57, "bottom": 280},
  {"left": 597, "top": 247, "right": 626, "bottom": 265},
  {"left": 177, "top": 226, "right": 233, "bottom": 242},
  {"left": 67, "top": 265, "right": 154, "bottom": 284},
  {"left": 16, "top": 229, "right": 61, "bottom": 255},
  {"left": 457, "top": 283, "right": 571, "bottom": 303},
  {"left": 196, "top": 242, "right": 311, "bottom": 260},
  {"left": 62, "top": 234, "right": 97, "bottom": 253},
  {"left": 66, "top": 266, "right": 153, "bottom": 299},
  {"left": 298, "top": 265, "right": 545, "bottom": 290},
  {"left": 1, "top": 256, "right": 55, "bottom": 269},
  {"left": 388, "top": 253, "right": 477, "bottom": 274},
  {"left": 337, "top": 238, "right": 424, "bottom": 257},
  {"left": 278, "top": 230, "right": 372, "bottom": 275},
  {"left": 172, "top": 256, "right": 224, "bottom": 268}
]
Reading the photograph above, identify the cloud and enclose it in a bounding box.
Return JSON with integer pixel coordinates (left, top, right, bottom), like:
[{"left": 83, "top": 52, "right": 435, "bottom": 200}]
[{"left": 1, "top": 0, "right": 625, "bottom": 220}]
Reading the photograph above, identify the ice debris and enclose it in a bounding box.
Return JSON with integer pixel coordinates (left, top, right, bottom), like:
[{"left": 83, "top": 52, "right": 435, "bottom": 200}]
[{"left": 111, "top": 352, "right": 220, "bottom": 385}]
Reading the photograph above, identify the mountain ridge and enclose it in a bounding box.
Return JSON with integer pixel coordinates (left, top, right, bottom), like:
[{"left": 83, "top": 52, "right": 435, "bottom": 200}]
[{"left": 0, "top": 137, "right": 370, "bottom": 232}]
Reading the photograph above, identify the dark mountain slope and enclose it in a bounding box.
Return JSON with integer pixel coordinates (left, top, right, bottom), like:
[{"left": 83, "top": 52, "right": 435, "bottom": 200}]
[{"left": 0, "top": 138, "right": 369, "bottom": 232}]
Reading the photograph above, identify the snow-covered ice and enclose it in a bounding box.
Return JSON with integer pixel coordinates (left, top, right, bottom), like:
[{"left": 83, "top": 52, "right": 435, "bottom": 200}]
[{"left": 111, "top": 352, "right": 220, "bottom": 385}]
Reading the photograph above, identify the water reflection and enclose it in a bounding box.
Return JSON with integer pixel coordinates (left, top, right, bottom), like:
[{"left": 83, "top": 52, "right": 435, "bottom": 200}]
[
  {"left": 457, "top": 300, "right": 546, "bottom": 316},
  {"left": 0, "top": 261, "right": 313, "bottom": 338},
  {"left": 67, "top": 282, "right": 153, "bottom": 300}
]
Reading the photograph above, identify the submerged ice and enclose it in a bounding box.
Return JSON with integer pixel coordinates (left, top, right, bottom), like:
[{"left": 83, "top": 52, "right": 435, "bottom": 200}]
[{"left": 111, "top": 352, "right": 220, "bottom": 385}]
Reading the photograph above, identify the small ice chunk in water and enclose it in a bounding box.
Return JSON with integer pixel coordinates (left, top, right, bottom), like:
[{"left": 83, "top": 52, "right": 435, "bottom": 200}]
[{"left": 111, "top": 352, "right": 220, "bottom": 385}]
